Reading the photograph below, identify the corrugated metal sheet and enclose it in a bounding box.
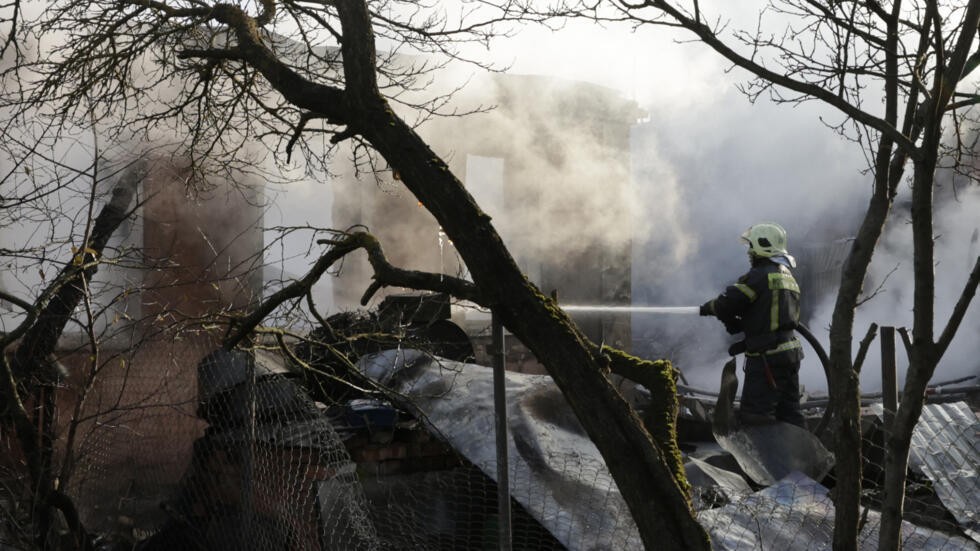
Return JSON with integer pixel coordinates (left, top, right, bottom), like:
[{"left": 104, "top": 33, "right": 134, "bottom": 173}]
[
  {"left": 699, "top": 471, "right": 977, "bottom": 550},
  {"left": 870, "top": 401, "right": 979, "bottom": 544},
  {"left": 357, "top": 350, "right": 978, "bottom": 550},
  {"left": 358, "top": 349, "right": 644, "bottom": 550}
]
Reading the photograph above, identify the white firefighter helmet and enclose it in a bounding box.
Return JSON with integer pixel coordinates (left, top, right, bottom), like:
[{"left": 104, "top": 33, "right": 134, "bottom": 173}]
[{"left": 741, "top": 222, "right": 796, "bottom": 267}]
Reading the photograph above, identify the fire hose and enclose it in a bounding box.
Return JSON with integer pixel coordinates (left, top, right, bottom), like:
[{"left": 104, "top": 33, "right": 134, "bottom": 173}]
[{"left": 561, "top": 304, "right": 833, "bottom": 436}]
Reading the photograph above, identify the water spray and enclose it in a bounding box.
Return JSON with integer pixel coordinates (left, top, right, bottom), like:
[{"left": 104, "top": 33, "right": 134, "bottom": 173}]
[{"left": 560, "top": 305, "right": 700, "bottom": 315}]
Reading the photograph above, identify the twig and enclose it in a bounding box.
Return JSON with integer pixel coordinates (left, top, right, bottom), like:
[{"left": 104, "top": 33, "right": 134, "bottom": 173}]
[
  {"left": 225, "top": 231, "right": 484, "bottom": 349},
  {"left": 853, "top": 322, "right": 879, "bottom": 374}
]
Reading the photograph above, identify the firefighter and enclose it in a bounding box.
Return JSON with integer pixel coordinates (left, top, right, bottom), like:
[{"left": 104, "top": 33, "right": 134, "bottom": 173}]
[{"left": 699, "top": 222, "right": 805, "bottom": 427}]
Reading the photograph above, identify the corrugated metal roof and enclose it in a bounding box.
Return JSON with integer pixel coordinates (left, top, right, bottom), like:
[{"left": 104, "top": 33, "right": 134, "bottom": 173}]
[
  {"left": 358, "top": 349, "right": 645, "bottom": 551},
  {"left": 699, "top": 471, "right": 977, "bottom": 550},
  {"left": 356, "top": 350, "right": 978, "bottom": 550},
  {"left": 870, "top": 401, "right": 979, "bottom": 544}
]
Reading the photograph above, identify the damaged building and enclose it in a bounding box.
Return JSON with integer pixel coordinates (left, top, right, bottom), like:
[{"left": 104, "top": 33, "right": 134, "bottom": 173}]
[
  {"left": 2, "top": 70, "right": 979, "bottom": 551},
  {"left": 330, "top": 73, "right": 643, "bottom": 363},
  {"left": 130, "top": 319, "right": 979, "bottom": 550}
]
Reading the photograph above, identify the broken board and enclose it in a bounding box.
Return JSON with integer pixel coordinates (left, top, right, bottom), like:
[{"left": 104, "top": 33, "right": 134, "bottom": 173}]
[{"left": 712, "top": 359, "right": 835, "bottom": 486}]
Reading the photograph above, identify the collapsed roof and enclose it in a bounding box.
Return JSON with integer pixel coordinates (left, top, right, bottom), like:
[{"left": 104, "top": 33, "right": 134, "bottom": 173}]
[{"left": 355, "top": 349, "right": 979, "bottom": 550}]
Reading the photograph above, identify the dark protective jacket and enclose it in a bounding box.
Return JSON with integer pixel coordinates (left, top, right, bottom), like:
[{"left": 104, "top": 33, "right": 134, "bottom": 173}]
[{"left": 704, "top": 258, "right": 803, "bottom": 360}]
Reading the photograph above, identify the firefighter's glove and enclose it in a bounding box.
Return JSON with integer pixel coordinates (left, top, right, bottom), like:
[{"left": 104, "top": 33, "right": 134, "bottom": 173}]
[
  {"left": 727, "top": 341, "right": 747, "bottom": 357},
  {"left": 699, "top": 302, "right": 713, "bottom": 316},
  {"left": 723, "top": 319, "right": 742, "bottom": 335}
]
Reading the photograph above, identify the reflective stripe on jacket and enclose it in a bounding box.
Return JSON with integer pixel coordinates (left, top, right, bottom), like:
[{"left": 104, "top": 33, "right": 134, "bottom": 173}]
[{"left": 706, "top": 259, "right": 803, "bottom": 356}]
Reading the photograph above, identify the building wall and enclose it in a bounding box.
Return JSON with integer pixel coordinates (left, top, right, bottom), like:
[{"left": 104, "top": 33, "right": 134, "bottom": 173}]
[
  {"left": 141, "top": 165, "right": 264, "bottom": 319},
  {"left": 51, "top": 163, "right": 267, "bottom": 535}
]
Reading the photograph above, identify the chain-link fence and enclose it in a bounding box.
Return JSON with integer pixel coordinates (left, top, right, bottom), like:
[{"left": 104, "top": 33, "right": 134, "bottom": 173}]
[{"left": 1, "top": 324, "right": 977, "bottom": 550}]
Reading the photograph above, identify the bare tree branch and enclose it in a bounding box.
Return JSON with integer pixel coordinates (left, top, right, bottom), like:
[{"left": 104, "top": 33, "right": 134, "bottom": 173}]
[
  {"left": 852, "top": 322, "right": 879, "bottom": 375},
  {"left": 936, "top": 255, "right": 980, "bottom": 357},
  {"left": 0, "top": 290, "right": 34, "bottom": 314},
  {"left": 224, "top": 230, "right": 483, "bottom": 349},
  {"left": 633, "top": 0, "right": 922, "bottom": 156},
  {"left": 10, "top": 162, "right": 144, "bottom": 380}
]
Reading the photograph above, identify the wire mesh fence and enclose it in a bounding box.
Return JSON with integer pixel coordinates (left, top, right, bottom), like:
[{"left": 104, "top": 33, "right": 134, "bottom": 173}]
[{"left": 0, "top": 326, "right": 977, "bottom": 550}]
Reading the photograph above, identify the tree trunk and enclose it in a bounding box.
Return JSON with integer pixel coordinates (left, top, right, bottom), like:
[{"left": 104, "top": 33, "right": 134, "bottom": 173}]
[
  {"left": 2, "top": 166, "right": 141, "bottom": 550},
  {"left": 828, "top": 180, "right": 896, "bottom": 550},
  {"left": 325, "top": 3, "right": 710, "bottom": 547},
  {"left": 877, "top": 379, "right": 917, "bottom": 551},
  {"left": 879, "top": 134, "right": 940, "bottom": 551},
  {"left": 208, "top": 1, "right": 709, "bottom": 545},
  {"left": 360, "top": 106, "right": 709, "bottom": 549}
]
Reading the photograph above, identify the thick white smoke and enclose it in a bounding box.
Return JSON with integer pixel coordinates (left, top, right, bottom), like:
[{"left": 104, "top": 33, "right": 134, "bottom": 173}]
[
  {"left": 808, "top": 182, "right": 980, "bottom": 392},
  {"left": 630, "top": 86, "right": 872, "bottom": 393},
  {"left": 485, "top": 4, "right": 980, "bottom": 399}
]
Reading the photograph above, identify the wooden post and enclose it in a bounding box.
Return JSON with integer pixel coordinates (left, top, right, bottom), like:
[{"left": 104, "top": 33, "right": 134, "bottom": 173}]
[{"left": 880, "top": 326, "right": 898, "bottom": 433}]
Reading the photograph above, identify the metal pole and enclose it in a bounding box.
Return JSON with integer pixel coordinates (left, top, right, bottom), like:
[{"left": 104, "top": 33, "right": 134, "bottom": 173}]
[
  {"left": 491, "top": 312, "right": 512, "bottom": 551},
  {"left": 880, "top": 326, "right": 898, "bottom": 433},
  {"left": 244, "top": 352, "right": 256, "bottom": 542}
]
